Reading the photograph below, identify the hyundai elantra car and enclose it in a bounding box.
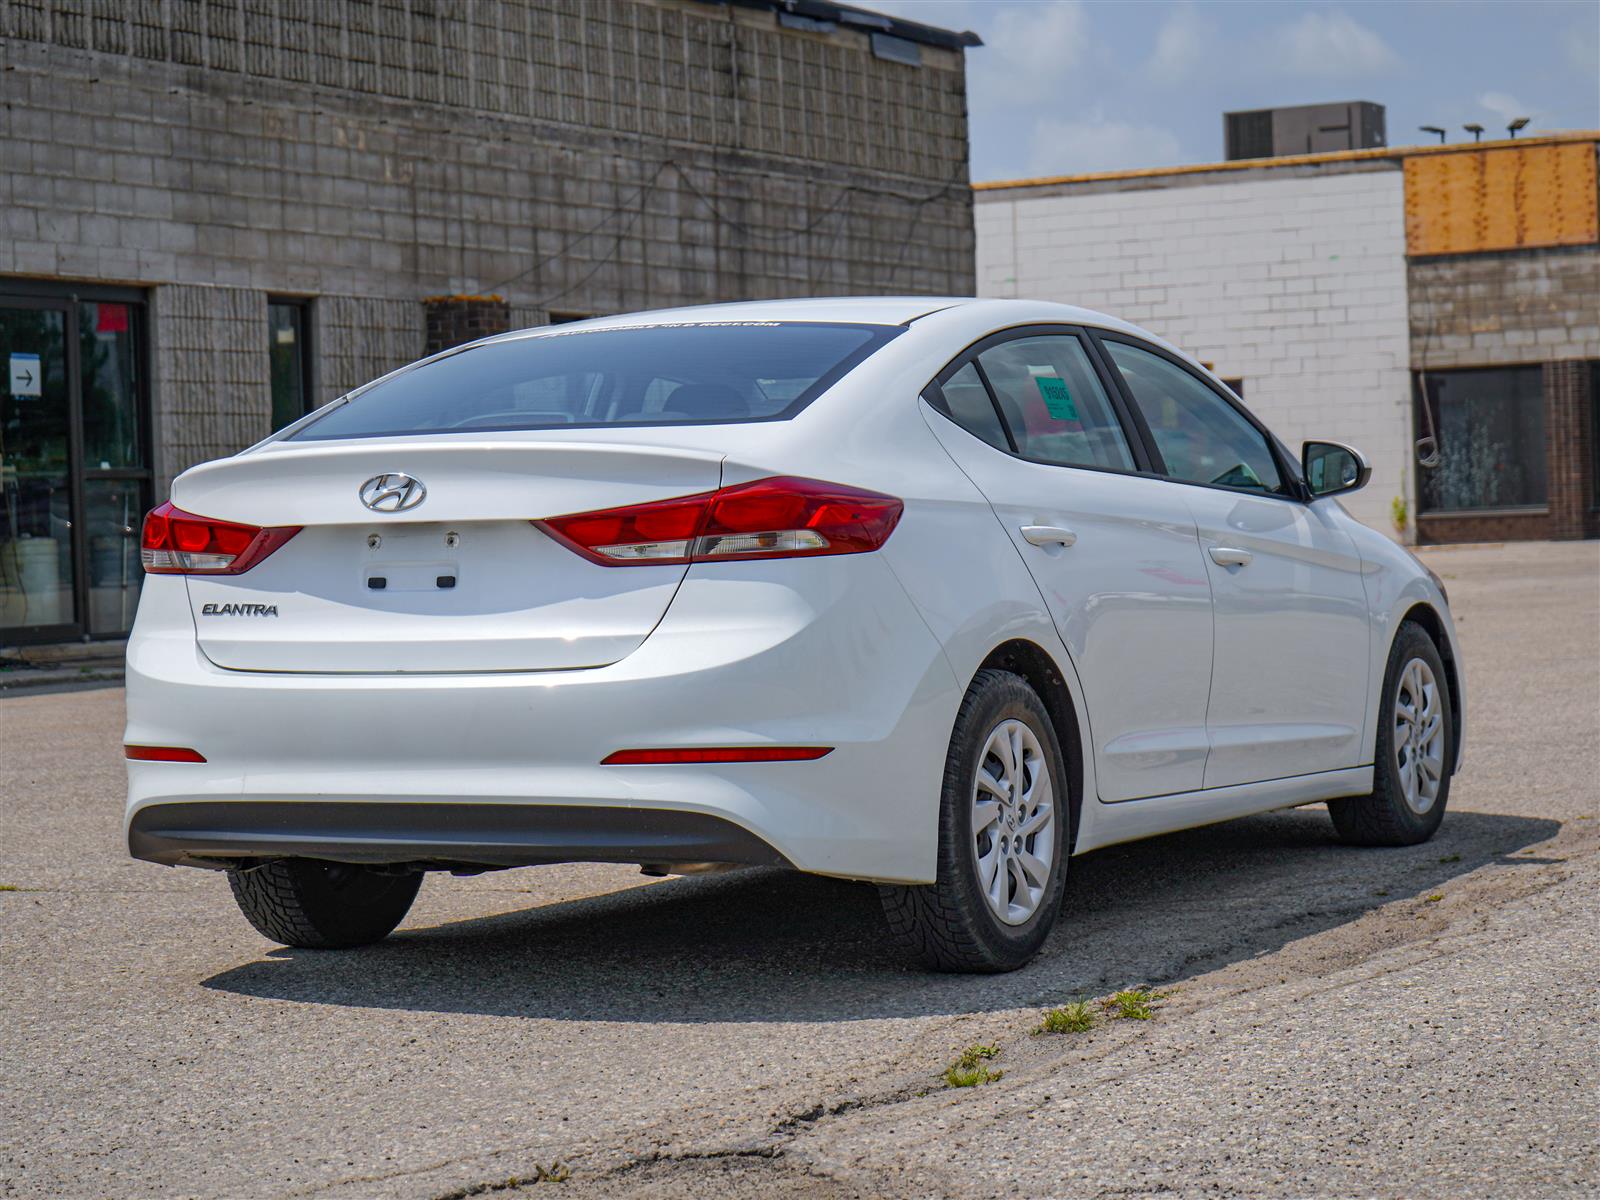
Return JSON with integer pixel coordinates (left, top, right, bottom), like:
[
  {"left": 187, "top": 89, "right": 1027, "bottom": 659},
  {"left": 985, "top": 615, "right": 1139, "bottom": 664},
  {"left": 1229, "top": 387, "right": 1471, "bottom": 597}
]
[{"left": 125, "top": 298, "right": 1463, "bottom": 971}]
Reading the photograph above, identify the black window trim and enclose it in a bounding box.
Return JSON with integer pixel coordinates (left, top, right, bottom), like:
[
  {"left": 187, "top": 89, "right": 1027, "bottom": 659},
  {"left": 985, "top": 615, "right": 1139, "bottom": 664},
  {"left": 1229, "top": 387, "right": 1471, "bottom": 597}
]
[
  {"left": 921, "top": 323, "right": 1159, "bottom": 479},
  {"left": 1089, "top": 330, "right": 1310, "bottom": 504}
]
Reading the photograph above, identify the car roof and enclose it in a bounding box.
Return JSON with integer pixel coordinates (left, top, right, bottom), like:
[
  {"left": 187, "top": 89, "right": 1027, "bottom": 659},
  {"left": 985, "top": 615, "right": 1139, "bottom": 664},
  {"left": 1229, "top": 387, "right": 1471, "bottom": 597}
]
[{"left": 487, "top": 296, "right": 1152, "bottom": 337}]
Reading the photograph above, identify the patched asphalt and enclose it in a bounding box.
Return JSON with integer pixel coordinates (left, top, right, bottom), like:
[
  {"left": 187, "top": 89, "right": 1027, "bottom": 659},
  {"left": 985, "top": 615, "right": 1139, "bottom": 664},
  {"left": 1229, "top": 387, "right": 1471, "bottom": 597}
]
[{"left": 2, "top": 540, "right": 1595, "bottom": 1199}]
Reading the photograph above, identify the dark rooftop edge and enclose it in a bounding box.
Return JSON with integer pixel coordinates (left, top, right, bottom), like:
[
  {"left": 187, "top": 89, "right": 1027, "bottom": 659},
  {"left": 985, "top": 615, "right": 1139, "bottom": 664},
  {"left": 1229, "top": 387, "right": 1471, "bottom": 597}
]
[{"left": 696, "top": 0, "right": 983, "bottom": 49}]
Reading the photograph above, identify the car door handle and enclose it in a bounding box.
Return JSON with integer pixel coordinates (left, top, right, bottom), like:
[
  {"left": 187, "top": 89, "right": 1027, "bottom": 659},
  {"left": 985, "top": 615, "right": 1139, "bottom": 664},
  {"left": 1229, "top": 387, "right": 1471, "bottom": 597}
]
[
  {"left": 1209, "top": 546, "right": 1253, "bottom": 567},
  {"left": 1021, "top": 525, "right": 1077, "bottom": 548}
]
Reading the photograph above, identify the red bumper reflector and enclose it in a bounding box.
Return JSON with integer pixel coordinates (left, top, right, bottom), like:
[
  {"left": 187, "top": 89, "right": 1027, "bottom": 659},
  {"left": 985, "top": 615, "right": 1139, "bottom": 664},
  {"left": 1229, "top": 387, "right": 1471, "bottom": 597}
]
[
  {"left": 125, "top": 745, "right": 207, "bottom": 763},
  {"left": 602, "top": 746, "right": 834, "bottom": 765}
]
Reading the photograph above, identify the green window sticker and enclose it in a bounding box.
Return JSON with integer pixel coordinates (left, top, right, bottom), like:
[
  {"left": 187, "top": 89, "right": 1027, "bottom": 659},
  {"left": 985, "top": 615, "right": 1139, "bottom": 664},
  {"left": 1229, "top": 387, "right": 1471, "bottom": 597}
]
[{"left": 1035, "top": 375, "right": 1077, "bottom": 421}]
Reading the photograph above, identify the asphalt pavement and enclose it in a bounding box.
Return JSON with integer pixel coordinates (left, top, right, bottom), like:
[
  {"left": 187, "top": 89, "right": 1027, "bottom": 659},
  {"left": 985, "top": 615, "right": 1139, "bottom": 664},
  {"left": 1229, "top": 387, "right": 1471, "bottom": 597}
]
[{"left": 1, "top": 540, "right": 1595, "bottom": 1199}]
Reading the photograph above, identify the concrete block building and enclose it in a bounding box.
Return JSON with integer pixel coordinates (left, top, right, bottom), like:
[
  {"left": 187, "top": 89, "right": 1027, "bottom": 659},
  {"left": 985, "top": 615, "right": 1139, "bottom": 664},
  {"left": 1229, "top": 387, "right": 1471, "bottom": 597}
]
[
  {"left": 975, "top": 133, "right": 1600, "bottom": 544},
  {"left": 0, "top": 0, "right": 979, "bottom": 646}
]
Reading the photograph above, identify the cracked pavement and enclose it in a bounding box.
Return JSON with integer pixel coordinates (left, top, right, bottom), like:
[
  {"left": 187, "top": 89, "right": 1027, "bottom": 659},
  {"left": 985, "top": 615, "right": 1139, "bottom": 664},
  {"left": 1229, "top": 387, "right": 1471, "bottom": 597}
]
[{"left": 2, "top": 540, "right": 1595, "bottom": 1199}]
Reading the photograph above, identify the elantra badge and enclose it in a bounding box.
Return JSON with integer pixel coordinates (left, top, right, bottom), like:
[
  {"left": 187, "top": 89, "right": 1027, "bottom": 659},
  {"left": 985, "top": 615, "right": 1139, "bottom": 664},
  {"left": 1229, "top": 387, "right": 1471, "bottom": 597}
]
[
  {"left": 360, "top": 473, "right": 426, "bottom": 512},
  {"left": 201, "top": 603, "right": 278, "bottom": 616}
]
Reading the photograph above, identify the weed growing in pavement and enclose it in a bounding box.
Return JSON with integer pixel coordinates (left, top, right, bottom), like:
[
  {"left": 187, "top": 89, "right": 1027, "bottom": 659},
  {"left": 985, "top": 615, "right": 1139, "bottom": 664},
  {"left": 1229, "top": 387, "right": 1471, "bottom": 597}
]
[
  {"left": 1439, "top": 854, "right": 1461, "bottom": 863},
  {"left": 1103, "top": 986, "right": 1165, "bottom": 1021},
  {"left": 1425, "top": 893, "right": 1444, "bottom": 903},
  {"left": 1037, "top": 1001, "right": 1097, "bottom": 1034},
  {"left": 0, "top": 884, "right": 18, "bottom": 892},
  {"left": 944, "top": 1043, "right": 1002, "bottom": 1087}
]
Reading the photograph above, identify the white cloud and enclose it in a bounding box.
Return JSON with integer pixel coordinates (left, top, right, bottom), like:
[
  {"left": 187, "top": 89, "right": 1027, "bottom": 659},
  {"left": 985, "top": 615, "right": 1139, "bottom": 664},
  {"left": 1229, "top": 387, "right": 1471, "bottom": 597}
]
[
  {"left": 1144, "top": 4, "right": 1217, "bottom": 85},
  {"left": 1257, "top": 10, "right": 1400, "bottom": 79},
  {"left": 1566, "top": 18, "right": 1600, "bottom": 84},
  {"left": 969, "top": 1, "right": 1090, "bottom": 106},
  {"left": 1027, "top": 109, "right": 1183, "bottom": 176},
  {"left": 1477, "top": 91, "right": 1538, "bottom": 127}
]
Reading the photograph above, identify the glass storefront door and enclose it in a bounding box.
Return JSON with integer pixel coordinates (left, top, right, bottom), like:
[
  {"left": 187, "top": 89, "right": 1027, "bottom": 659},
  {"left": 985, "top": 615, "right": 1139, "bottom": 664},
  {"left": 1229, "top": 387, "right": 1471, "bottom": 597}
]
[{"left": 0, "top": 289, "right": 149, "bottom": 644}]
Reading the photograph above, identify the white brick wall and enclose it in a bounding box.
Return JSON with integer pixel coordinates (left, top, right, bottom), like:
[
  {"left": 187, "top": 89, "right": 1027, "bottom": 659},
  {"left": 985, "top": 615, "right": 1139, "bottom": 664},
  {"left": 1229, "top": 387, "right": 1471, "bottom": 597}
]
[{"left": 976, "top": 169, "right": 1412, "bottom": 538}]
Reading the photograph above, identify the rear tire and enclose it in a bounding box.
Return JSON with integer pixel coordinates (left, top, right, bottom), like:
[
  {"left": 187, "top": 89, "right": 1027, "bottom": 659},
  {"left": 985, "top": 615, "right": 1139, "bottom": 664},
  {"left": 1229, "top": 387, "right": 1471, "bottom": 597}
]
[
  {"left": 1328, "top": 621, "right": 1453, "bottom": 847},
  {"left": 227, "top": 858, "right": 422, "bottom": 948},
  {"left": 879, "top": 669, "right": 1070, "bottom": 973}
]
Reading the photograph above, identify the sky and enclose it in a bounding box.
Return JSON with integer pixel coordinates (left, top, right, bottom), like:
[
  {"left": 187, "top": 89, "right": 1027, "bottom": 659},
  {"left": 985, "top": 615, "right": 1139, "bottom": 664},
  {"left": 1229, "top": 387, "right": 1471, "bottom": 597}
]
[{"left": 866, "top": 0, "right": 1600, "bottom": 181}]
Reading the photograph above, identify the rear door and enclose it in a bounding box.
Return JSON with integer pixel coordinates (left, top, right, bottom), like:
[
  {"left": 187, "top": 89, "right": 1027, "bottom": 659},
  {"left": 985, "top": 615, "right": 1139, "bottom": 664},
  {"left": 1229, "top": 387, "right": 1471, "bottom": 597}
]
[
  {"left": 175, "top": 439, "right": 722, "bottom": 673},
  {"left": 1097, "top": 336, "right": 1371, "bottom": 788},
  {"left": 923, "top": 328, "right": 1216, "bottom": 802}
]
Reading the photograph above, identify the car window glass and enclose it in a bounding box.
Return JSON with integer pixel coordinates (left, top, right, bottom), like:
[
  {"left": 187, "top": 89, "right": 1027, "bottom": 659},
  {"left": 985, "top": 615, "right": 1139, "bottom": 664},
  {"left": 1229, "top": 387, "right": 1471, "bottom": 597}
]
[
  {"left": 976, "top": 336, "right": 1134, "bottom": 471},
  {"left": 293, "top": 322, "right": 899, "bottom": 439},
  {"left": 935, "top": 361, "right": 1010, "bottom": 451},
  {"left": 1105, "top": 341, "right": 1284, "bottom": 494}
]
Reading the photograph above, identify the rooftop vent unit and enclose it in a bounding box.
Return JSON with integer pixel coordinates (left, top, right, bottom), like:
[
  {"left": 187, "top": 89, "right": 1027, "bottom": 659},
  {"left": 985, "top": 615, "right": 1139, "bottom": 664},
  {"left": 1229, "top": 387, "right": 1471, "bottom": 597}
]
[{"left": 1224, "top": 101, "right": 1386, "bottom": 160}]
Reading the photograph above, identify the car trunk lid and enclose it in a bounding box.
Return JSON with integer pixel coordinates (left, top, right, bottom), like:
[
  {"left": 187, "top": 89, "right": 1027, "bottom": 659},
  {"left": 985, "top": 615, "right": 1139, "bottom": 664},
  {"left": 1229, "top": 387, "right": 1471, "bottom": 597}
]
[{"left": 171, "top": 438, "right": 723, "bottom": 673}]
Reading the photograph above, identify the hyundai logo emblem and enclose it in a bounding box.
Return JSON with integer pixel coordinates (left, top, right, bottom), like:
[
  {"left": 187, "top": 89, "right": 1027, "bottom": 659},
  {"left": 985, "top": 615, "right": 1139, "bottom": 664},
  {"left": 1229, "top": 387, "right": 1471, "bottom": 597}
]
[{"left": 359, "top": 473, "right": 427, "bottom": 513}]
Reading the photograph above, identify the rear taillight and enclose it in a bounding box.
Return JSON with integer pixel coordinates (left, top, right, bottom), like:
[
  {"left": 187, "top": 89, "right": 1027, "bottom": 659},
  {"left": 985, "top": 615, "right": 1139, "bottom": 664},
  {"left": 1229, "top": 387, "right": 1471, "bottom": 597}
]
[
  {"left": 537, "top": 476, "right": 902, "bottom": 566},
  {"left": 140, "top": 502, "right": 300, "bottom": 575}
]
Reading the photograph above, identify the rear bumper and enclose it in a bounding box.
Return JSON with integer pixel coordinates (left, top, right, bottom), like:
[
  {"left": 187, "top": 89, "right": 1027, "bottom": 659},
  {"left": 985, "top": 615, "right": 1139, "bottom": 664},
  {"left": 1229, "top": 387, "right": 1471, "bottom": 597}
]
[
  {"left": 128, "top": 800, "right": 790, "bottom": 871},
  {"left": 124, "top": 557, "right": 960, "bottom": 884}
]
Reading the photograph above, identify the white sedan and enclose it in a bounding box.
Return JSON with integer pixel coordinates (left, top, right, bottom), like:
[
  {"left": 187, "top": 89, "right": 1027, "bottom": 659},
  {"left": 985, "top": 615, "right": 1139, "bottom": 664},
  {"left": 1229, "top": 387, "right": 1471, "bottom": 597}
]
[{"left": 125, "top": 298, "right": 1463, "bottom": 972}]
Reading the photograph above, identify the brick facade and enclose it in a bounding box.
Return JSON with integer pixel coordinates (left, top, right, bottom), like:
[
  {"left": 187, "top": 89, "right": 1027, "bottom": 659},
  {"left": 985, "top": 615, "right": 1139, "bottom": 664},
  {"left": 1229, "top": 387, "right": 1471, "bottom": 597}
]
[
  {"left": 1548, "top": 362, "right": 1598, "bottom": 541},
  {"left": 0, "top": 0, "right": 976, "bottom": 485},
  {"left": 149, "top": 284, "right": 270, "bottom": 494},
  {"left": 423, "top": 296, "right": 513, "bottom": 355},
  {"left": 1408, "top": 247, "right": 1600, "bottom": 369},
  {"left": 313, "top": 295, "right": 428, "bottom": 411}
]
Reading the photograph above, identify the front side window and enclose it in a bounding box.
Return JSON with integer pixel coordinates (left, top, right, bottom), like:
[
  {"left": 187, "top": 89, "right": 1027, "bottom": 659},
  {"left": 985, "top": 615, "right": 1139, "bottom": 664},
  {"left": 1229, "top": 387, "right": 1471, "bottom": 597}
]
[
  {"left": 975, "top": 335, "right": 1135, "bottom": 471},
  {"left": 1416, "top": 366, "right": 1546, "bottom": 512},
  {"left": 1105, "top": 340, "right": 1284, "bottom": 494},
  {"left": 292, "top": 322, "right": 899, "bottom": 440}
]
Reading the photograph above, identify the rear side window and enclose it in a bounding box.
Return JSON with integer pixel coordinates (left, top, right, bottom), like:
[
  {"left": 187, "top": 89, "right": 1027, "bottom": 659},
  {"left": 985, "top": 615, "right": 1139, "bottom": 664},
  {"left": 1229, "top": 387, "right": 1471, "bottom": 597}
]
[
  {"left": 292, "top": 322, "right": 900, "bottom": 440},
  {"left": 1104, "top": 340, "right": 1284, "bottom": 495},
  {"left": 935, "top": 362, "right": 1010, "bottom": 451},
  {"left": 976, "top": 335, "right": 1135, "bottom": 471}
]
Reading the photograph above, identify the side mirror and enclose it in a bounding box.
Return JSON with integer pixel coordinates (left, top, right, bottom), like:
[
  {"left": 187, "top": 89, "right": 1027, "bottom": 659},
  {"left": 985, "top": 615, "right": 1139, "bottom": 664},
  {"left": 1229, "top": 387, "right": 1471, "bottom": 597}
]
[{"left": 1302, "top": 441, "right": 1371, "bottom": 498}]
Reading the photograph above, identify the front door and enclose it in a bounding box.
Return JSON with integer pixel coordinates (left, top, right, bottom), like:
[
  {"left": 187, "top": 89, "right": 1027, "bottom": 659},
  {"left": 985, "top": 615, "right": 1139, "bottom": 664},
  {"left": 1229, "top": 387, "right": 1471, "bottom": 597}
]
[
  {"left": 0, "top": 290, "right": 149, "bottom": 644},
  {"left": 923, "top": 329, "right": 1216, "bottom": 803},
  {"left": 1098, "top": 337, "right": 1371, "bottom": 788}
]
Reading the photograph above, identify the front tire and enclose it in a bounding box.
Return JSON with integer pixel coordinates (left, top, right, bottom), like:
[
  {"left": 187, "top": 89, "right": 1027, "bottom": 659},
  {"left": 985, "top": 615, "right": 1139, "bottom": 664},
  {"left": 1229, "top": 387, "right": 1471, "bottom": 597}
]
[
  {"left": 1328, "top": 621, "right": 1453, "bottom": 847},
  {"left": 227, "top": 858, "right": 422, "bottom": 948},
  {"left": 879, "top": 669, "right": 1071, "bottom": 973}
]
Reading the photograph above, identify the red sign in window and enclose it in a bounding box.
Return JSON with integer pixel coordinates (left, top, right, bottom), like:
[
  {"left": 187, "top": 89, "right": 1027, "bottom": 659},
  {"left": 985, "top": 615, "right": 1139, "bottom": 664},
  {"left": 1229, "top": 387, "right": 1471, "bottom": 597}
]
[{"left": 95, "top": 303, "right": 129, "bottom": 334}]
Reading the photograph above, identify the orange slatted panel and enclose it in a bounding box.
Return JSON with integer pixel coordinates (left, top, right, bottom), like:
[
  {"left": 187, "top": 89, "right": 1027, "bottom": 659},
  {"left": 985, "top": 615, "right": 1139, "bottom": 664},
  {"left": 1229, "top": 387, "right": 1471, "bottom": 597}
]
[{"left": 1405, "top": 143, "right": 1599, "bottom": 255}]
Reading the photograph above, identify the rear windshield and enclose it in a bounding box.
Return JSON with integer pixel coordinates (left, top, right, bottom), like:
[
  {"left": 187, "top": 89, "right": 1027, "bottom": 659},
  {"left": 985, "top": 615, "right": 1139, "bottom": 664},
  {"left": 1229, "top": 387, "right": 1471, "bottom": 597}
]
[{"left": 291, "top": 320, "right": 900, "bottom": 440}]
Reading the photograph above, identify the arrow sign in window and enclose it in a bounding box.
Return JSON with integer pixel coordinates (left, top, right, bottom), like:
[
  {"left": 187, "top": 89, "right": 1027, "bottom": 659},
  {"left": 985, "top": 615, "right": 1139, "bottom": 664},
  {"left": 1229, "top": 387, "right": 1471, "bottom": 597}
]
[{"left": 9, "top": 352, "right": 42, "bottom": 397}]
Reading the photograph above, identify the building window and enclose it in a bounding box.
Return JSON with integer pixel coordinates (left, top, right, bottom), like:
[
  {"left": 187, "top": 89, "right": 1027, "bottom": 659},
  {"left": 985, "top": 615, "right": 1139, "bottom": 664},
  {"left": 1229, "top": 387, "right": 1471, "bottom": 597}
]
[
  {"left": 546, "top": 311, "right": 593, "bottom": 326},
  {"left": 268, "top": 299, "right": 312, "bottom": 431},
  {"left": 1221, "top": 378, "right": 1245, "bottom": 398},
  {"left": 1, "top": 284, "right": 151, "bottom": 642},
  {"left": 1416, "top": 366, "right": 1547, "bottom": 512}
]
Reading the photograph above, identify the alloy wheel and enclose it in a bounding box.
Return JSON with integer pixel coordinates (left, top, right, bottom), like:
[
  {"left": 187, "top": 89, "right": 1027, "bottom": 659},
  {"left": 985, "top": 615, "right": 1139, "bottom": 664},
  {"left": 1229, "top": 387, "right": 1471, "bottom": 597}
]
[
  {"left": 1393, "top": 657, "right": 1445, "bottom": 814},
  {"left": 971, "top": 718, "right": 1057, "bottom": 926}
]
